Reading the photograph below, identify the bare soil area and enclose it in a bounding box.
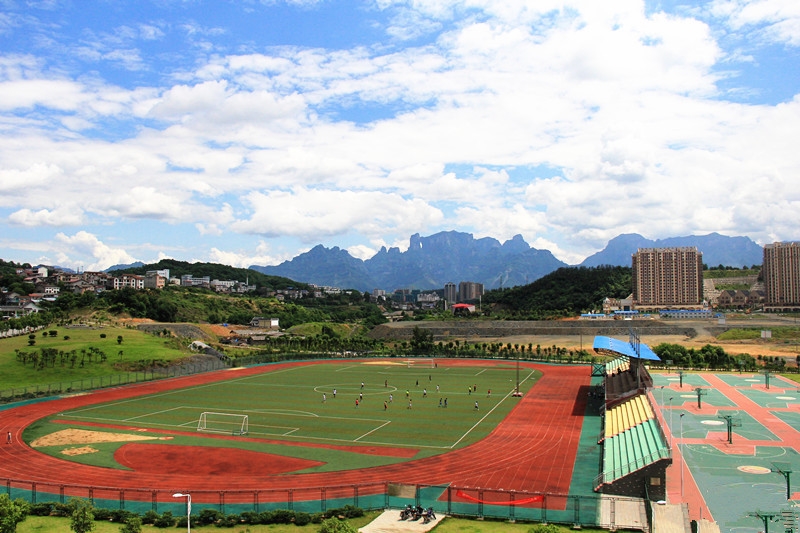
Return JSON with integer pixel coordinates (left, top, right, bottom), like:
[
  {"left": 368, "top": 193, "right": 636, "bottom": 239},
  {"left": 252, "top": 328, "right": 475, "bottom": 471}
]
[{"left": 31, "top": 428, "right": 164, "bottom": 448}]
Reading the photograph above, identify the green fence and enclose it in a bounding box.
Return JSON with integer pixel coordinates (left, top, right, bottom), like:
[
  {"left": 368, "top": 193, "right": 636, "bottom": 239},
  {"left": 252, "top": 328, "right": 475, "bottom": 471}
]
[
  {"left": 0, "top": 358, "right": 229, "bottom": 405},
  {"left": 2, "top": 478, "right": 645, "bottom": 529}
]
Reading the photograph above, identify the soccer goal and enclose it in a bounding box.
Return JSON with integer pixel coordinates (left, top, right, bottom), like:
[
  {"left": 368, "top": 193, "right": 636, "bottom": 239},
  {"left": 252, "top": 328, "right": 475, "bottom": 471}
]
[
  {"left": 405, "top": 357, "right": 436, "bottom": 368},
  {"left": 197, "top": 412, "right": 249, "bottom": 436}
]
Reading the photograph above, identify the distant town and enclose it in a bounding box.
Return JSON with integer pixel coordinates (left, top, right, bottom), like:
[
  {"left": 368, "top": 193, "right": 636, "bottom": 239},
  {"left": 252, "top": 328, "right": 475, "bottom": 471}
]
[{"left": 2, "top": 240, "right": 800, "bottom": 322}]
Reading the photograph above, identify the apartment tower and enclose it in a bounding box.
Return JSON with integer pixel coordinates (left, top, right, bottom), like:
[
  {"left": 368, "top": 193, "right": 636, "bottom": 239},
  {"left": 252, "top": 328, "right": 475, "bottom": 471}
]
[
  {"left": 763, "top": 241, "right": 800, "bottom": 311},
  {"left": 458, "top": 281, "right": 484, "bottom": 303},
  {"left": 631, "top": 247, "right": 704, "bottom": 309}
]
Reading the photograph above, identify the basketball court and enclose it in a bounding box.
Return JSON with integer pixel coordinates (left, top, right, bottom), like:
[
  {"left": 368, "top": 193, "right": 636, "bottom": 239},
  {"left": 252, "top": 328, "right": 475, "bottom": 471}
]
[{"left": 651, "top": 372, "right": 800, "bottom": 532}]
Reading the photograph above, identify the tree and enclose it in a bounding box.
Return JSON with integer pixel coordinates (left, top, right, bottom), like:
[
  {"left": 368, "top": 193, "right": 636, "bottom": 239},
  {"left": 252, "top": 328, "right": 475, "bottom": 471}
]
[
  {"left": 119, "top": 515, "right": 142, "bottom": 533},
  {"left": 319, "top": 518, "right": 358, "bottom": 533},
  {"left": 410, "top": 326, "right": 434, "bottom": 354},
  {"left": 69, "top": 498, "right": 95, "bottom": 533},
  {"left": 0, "top": 494, "right": 29, "bottom": 533}
]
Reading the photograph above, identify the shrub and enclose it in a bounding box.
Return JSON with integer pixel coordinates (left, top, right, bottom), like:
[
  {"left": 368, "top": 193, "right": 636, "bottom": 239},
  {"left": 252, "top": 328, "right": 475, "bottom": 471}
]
[
  {"left": 152, "top": 510, "right": 175, "bottom": 528},
  {"left": 260, "top": 509, "right": 296, "bottom": 524},
  {"left": 217, "top": 513, "right": 241, "bottom": 527},
  {"left": 319, "top": 517, "right": 358, "bottom": 533},
  {"left": 93, "top": 507, "right": 112, "bottom": 521},
  {"left": 52, "top": 502, "right": 73, "bottom": 517},
  {"left": 176, "top": 516, "right": 199, "bottom": 528},
  {"left": 239, "top": 511, "right": 260, "bottom": 525},
  {"left": 100, "top": 333, "right": 106, "bottom": 339},
  {"left": 29, "top": 502, "right": 54, "bottom": 516},
  {"left": 198, "top": 508, "right": 223, "bottom": 525},
  {"left": 120, "top": 515, "right": 143, "bottom": 533},
  {"left": 528, "top": 524, "right": 560, "bottom": 533},
  {"left": 294, "top": 512, "right": 312, "bottom": 526},
  {"left": 325, "top": 505, "right": 363, "bottom": 519},
  {"left": 109, "top": 509, "right": 135, "bottom": 523},
  {"left": 141, "top": 510, "right": 159, "bottom": 525},
  {"left": 273, "top": 509, "right": 296, "bottom": 524}
]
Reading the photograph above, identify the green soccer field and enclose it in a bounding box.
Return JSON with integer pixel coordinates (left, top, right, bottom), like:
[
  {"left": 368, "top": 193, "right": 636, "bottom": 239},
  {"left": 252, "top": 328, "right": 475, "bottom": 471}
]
[{"left": 44, "top": 360, "right": 540, "bottom": 453}]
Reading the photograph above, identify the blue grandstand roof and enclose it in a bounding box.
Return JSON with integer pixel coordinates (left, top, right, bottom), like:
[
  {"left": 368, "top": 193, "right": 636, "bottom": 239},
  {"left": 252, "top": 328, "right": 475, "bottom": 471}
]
[{"left": 592, "top": 335, "right": 661, "bottom": 361}]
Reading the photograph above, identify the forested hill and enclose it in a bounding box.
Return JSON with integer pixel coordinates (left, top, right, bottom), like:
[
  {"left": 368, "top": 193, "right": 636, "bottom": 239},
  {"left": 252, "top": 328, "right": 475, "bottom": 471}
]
[
  {"left": 113, "top": 259, "right": 306, "bottom": 291},
  {"left": 484, "top": 265, "right": 632, "bottom": 316}
]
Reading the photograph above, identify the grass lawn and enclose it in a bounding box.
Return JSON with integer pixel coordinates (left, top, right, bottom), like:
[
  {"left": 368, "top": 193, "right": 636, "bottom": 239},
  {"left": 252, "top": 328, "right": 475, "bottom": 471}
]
[
  {"left": 0, "top": 325, "right": 193, "bottom": 390},
  {"left": 26, "top": 360, "right": 541, "bottom": 472},
  {"left": 15, "top": 512, "right": 607, "bottom": 533},
  {"left": 16, "top": 510, "right": 381, "bottom": 533}
]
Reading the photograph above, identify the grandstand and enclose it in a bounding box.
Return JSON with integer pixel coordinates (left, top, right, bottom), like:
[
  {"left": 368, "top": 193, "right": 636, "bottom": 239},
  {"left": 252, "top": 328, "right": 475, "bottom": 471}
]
[{"left": 593, "top": 332, "right": 671, "bottom": 501}]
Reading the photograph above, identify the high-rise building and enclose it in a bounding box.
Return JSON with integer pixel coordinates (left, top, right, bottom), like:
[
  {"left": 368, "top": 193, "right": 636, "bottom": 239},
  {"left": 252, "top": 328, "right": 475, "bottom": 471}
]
[
  {"left": 631, "top": 247, "right": 703, "bottom": 309},
  {"left": 458, "top": 281, "right": 484, "bottom": 303},
  {"left": 763, "top": 241, "right": 800, "bottom": 311},
  {"left": 444, "top": 282, "right": 457, "bottom": 304}
]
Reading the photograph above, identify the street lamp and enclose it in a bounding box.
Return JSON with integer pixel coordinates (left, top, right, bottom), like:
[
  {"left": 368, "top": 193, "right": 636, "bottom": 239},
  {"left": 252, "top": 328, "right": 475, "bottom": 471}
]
[
  {"left": 172, "top": 493, "right": 191, "bottom": 533},
  {"left": 680, "top": 413, "right": 685, "bottom": 498},
  {"left": 668, "top": 397, "right": 674, "bottom": 449}
]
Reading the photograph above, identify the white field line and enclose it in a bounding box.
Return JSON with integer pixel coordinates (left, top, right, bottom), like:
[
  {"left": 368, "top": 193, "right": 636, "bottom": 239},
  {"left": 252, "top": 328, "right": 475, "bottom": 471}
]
[
  {"left": 124, "top": 405, "right": 184, "bottom": 422},
  {"left": 355, "top": 421, "right": 392, "bottom": 442},
  {"left": 449, "top": 369, "right": 537, "bottom": 449}
]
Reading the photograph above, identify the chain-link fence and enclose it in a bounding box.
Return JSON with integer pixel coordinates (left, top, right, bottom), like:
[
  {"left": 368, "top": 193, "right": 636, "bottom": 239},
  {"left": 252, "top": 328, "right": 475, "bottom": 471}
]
[
  {"left": 0, "top": 358, "right": 229, "bottom": 405},
  {"left": 2, "top": 477, "right": 646, "bottom": 529}
]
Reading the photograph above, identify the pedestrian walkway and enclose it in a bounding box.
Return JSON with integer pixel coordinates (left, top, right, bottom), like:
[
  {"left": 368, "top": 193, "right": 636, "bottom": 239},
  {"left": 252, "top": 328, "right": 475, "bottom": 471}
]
[{"left": 359, "top": 510, "right": 440, "bottom": 533}]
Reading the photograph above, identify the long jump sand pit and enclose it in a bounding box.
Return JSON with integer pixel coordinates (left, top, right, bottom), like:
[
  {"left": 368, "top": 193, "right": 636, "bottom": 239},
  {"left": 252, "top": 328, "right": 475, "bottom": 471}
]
[{"left": 31, "top": 428, "right": 166, "bottom": 448}]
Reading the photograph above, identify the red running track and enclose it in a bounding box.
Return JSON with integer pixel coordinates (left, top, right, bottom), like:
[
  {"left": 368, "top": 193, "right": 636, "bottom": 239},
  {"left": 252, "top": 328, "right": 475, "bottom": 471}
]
[{"left": 0, "top": 360, "right": 590, "bottom": 501}]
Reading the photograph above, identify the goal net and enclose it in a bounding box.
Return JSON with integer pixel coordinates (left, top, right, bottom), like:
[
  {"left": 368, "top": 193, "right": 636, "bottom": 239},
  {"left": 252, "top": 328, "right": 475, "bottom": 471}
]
[{"left": 197, "top": 412, "right": 249, "bottom": 436}]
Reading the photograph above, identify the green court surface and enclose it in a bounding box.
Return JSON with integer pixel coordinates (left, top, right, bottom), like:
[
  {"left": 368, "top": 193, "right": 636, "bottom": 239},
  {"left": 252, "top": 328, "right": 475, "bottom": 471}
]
[
  {"left": 660, "top": 373, "right": 800, "bottom": 533},
  {"left": 668, "top": 409, "right": 779, "bottom": 442},
  {"left": 653, "top": 387, "right": 736, "bottom": 409},
  {"left": 652, "top": 373, "right": 711, "bottom": 388},
  {"left": 713, "top": 374, "right": 774, "bottom": 388},
  {"left": 771, "top": 411, "right": 800, "bottom": 432},
  {"left": 735, "top": 388, "right": 800, "bottom": 408},
  {"left": 683, "top": 444, "right": 800, "bottom": 532}
]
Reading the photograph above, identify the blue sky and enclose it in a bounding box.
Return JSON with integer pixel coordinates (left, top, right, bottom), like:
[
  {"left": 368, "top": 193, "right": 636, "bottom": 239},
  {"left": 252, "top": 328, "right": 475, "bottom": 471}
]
[{"left": 0, "top": 0, "right": 798, "bottom": 272}]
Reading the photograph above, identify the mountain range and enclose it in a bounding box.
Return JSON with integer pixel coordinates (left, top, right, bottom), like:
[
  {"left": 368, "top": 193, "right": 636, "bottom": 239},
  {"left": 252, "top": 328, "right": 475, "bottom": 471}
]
[{"left": 249, "top": 231, "right": 765, "bottom": 292}]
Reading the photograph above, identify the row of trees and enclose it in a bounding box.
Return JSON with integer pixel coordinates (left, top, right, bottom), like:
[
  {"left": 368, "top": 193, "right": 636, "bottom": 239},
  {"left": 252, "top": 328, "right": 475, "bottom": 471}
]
[
  {"left": 650, "top": 343, "right": 796, "bottom": 371},
  {"left": 0, "top": 494, "right": 363, "bottom": 533}
]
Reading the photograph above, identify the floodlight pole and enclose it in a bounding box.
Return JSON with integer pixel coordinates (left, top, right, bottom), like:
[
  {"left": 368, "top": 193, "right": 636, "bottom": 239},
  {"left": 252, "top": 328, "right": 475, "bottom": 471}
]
[
  {"left": 678, "top": 370, "right": 684, "bottom": 388},
  {"left": 173, "top": 493, "right": 191, "bottom": 533},
  {"left": 669, "top": 397, "right": 675, "bottom": 450}
]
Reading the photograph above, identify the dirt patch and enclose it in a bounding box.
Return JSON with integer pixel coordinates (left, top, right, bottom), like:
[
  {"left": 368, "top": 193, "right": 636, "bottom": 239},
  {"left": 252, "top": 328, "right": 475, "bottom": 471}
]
[
  {"left": 62, "top": 446, "right": 99, "bottom": 456},
  {"left": 115, "top": 443, "right": 325, "bottom": 476},
  {"left": 31, "top": 428, "right": 162, "bottom": 448}
]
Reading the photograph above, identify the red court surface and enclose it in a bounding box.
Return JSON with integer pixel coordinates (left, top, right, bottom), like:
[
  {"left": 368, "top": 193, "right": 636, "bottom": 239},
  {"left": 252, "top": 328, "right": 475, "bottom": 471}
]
[{"left": 0, "top": 360, "right": 590, "bottom": 503}]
